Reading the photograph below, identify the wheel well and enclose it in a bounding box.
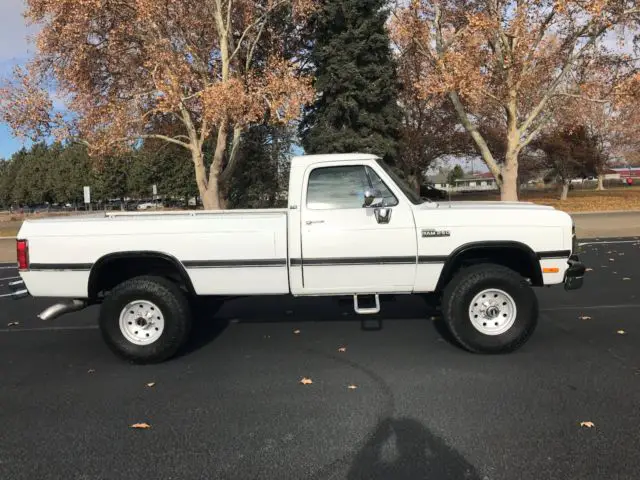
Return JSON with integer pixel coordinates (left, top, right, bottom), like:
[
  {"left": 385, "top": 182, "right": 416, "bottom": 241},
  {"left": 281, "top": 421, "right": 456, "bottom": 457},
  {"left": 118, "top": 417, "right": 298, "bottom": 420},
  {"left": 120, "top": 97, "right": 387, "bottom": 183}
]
[
  {"left": 436, "top": 243, "right": 543, "bottom": 291},
  {"left": 88, "top": 252, "right": 195, "bottom": 300}
]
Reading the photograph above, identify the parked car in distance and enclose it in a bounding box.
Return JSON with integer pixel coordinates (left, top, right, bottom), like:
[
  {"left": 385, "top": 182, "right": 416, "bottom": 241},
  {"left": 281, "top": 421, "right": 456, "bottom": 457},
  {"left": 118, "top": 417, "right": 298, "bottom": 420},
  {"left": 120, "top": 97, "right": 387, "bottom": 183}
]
[
  {"left": 12, "top": 153, "right": 584, "bottom": 364},
  {"left": 137, "top": 201, "right": 160, "bottom": 210}
]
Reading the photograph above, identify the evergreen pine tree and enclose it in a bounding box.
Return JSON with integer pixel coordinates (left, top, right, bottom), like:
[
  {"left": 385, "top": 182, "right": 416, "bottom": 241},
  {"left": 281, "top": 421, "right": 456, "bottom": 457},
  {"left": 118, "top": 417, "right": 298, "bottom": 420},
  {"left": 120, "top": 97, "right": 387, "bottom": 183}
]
[{"left": 300, "top": 0, "right": 402, "bottom": 162}]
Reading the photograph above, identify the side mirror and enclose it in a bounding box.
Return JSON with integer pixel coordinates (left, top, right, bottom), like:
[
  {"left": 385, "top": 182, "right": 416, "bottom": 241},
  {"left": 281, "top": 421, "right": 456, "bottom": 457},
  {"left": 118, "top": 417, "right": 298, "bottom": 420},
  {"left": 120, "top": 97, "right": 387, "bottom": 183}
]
[{"left": 363, "top": 190, "right": 382, "bottom": 208}]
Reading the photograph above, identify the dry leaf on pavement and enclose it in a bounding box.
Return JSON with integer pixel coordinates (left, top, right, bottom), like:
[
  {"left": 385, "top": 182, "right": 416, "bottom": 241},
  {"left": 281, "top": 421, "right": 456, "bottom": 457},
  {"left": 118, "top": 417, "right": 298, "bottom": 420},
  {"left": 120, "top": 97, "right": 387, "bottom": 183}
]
[
  {"left": 623, "top": 278, "right": 631, "bottom": 281},
  {"left": 7, "top": 322, "right": 19, "bottom": 327},
  {"left": 579, "top": 316, "right": 592, "bottom": 320},
  {"left": 585, "top": 268, "right": 593, "bottom": 272},
  {"left": 617, "top": 330, "right": 626, "bottom": 335},
  {"left": 87, "top": 369, "right": 95, "bottom": 374},
  {"left": 293, "top": 329, "right": 301, "bottom": 335},
  {"left": 146, "top": 382, "right": 156, "bottom": 388},
  {"left": 609, "top": 258, "right": 615, "bottom": 261},
  {"left": 130, "top": 423, "right": 151, "bottom": 429},
  {"left": 580, "top": 421, "right": 595, "bottom": 428},
  {"left": 300, "top": 377, "right": 313, "bottom": 385},
  {"left": 338, "top": 347, "right": 347, "bottom": 352},
  {"left": 347, "top": 385, "right": 358, "bottom": 390}
]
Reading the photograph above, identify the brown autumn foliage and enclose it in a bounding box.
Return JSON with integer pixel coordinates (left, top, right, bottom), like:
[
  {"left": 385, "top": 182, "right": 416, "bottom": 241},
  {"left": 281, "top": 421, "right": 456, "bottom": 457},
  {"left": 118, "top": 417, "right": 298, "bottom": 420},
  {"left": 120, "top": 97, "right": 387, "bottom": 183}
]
[
  {"left": 0, "top": 0, "right": 315, "bottom": 209},
  {"left": 392, "top": 0, "right": 640, "bottom": 201},
  {"left": 391, "top": 22, "right": 473, "bottom": 192}
]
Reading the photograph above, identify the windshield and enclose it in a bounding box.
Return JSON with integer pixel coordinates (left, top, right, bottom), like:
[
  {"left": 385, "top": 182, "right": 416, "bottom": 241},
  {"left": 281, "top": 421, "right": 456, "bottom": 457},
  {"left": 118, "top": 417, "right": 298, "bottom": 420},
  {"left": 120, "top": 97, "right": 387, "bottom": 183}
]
[{"left": 375, "top": 159, "right": 425, "bottom": 205}]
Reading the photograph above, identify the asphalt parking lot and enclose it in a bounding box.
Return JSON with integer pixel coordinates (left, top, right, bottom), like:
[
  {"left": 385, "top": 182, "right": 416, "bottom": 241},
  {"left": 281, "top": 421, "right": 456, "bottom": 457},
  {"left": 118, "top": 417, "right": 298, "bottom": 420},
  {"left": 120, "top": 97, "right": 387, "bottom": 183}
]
[{"left": 1, "top": 238, "right": 640, "bottom": 480}]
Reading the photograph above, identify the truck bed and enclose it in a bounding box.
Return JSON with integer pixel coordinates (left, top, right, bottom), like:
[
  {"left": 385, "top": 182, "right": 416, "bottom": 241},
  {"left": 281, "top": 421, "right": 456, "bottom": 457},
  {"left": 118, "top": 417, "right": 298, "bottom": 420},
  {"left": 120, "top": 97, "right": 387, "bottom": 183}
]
[{"left": 18, "top": 210, "right": 290, "bottom": 298}]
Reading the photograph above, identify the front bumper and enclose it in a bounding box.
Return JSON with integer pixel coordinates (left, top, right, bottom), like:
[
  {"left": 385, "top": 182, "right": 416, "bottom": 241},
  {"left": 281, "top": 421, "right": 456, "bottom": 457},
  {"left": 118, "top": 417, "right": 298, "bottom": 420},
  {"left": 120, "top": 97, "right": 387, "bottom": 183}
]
[{"left": 564, "top": 255, "right": 586, "bottom": 291}]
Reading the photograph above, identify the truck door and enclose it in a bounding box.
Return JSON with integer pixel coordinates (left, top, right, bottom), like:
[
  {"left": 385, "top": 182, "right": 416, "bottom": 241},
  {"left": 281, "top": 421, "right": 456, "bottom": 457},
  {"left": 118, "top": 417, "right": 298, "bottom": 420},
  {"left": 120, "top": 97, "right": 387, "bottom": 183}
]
[{"left": 299, "top": 161, "right": 418, "bottom": 294}]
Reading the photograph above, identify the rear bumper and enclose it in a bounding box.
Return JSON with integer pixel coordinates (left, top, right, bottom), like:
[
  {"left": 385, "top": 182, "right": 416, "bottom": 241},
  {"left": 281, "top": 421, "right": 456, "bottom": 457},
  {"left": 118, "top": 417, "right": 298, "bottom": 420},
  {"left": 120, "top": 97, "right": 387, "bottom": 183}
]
[{"left": 564, "top": 255, "right": 586, "bottom": 291}]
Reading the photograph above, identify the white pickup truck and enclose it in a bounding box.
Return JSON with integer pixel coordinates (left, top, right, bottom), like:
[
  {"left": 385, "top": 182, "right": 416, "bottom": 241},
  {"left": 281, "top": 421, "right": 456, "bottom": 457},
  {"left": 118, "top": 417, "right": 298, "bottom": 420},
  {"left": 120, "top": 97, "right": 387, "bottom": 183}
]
[{"left": 12, "top": 153, "right": 585, "bottom": 363}]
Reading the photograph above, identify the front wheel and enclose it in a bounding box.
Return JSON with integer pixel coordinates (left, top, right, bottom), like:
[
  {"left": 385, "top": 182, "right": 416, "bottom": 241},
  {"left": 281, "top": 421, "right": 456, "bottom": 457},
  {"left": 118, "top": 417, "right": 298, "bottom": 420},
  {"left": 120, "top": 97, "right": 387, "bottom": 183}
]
[
  {"left": 442, "top": 264, "right": 538, "bottom": 353},
  {"left": 99, "top": 276, "right": 192, "bottom": 364}
]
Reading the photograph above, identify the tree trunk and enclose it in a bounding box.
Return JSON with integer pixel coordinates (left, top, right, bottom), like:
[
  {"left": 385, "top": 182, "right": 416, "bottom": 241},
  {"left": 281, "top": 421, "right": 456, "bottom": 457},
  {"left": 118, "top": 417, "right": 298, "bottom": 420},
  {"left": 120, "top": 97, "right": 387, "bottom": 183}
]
[
  {"left": 560, "top": 180, "right": 569, "bottom": 201},
  {"left": 201, "top": 184, "right": 221, "bottom": 210},
  {"left": 500, "top": 154, "right": 519, "bottom": 202},
  {"left": 596, "top": 173, "right": 605, "bottom": 190},
  {"left": 192, "top": 147, "right": 222, "bottom": 210},
  {"left": 407, "top": 173, "right": 420, "bottom": 194}
]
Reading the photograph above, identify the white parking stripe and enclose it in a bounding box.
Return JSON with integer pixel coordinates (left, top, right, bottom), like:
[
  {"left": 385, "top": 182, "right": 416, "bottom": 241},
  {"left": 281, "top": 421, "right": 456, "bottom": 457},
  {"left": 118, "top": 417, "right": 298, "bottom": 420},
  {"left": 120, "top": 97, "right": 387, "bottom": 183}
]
[
  {"left": 0, "top": 276, "right": 21, "bottom": 281},
  {"left": 0, "top": 266, "right": 17, "bottom": 270},
  {"left": 0, "top": 325, "right": 98, "bottom": 333},
  {"left": 579, "top": 240, "right": 640, "bottom": 246},
  {"left": 542, "top": 304, "right": 640, "bottom": 312}
]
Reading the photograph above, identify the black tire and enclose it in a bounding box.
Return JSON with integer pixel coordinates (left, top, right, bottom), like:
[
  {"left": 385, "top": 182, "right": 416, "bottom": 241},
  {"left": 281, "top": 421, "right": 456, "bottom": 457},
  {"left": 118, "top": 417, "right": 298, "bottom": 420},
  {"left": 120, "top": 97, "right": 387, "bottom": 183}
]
[
  {"left": 442, "top": 264, "right": 538, "bottom": 354},
  {"left": 99, "top": 276, "right": 192, "bottom": 364}
]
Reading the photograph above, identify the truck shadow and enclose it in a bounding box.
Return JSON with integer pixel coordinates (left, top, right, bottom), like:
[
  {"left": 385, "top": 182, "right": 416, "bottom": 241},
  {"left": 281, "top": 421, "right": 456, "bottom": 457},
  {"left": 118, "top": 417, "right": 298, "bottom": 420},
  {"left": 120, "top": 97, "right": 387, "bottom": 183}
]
[
  {"left": 180, "top": 295, "right": 460, "bottom": 356},
  {"left": 347, "top": 417, "right": 481, "bottom": 480}
]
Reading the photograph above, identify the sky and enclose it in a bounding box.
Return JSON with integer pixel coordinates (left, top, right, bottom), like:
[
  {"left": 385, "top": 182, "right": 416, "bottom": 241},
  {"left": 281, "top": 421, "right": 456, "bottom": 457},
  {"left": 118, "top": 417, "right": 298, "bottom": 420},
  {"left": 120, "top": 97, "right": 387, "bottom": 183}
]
[{"left": 0, "top": 0, "right": 37, "bottom": 160}]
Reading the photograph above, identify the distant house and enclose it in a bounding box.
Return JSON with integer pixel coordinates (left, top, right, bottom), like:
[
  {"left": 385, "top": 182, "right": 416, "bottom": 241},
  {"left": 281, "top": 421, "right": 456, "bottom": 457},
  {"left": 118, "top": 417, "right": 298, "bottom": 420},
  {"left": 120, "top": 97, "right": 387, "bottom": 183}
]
[
  {"left": 611, "top": 167, "right": 640, "bottom": 179},
  {"left": 454, "top": 172, "right": 498, "bottom": 191},
  {"left": 427, "top": 173, "right": 449, "bottom": 190}
]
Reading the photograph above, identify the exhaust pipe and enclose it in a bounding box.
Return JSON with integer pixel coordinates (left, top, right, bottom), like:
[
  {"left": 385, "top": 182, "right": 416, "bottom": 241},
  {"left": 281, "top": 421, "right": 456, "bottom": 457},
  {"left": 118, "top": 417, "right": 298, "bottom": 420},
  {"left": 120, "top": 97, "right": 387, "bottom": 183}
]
[{"left": 38, "top": 300, "right": 88, "bottom": 321}]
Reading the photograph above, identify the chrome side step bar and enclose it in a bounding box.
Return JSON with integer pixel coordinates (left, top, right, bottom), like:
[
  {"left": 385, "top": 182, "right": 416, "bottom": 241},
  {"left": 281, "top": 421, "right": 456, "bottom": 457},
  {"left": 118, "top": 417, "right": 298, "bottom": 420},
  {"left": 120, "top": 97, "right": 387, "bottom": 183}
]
[
  {"left": 38, "top": 300, "right": 88, "bottom": 321},
  {"left": 353, "top": 294, "right": 381, "bottom": 315}
]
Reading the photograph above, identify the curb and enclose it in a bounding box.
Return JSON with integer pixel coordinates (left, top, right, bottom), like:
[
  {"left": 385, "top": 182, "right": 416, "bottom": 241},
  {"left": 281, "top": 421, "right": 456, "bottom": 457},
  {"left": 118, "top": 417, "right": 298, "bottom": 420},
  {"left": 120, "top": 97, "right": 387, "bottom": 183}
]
[{"left": 570, "top": 209, "right": 640, "bottom": 215}]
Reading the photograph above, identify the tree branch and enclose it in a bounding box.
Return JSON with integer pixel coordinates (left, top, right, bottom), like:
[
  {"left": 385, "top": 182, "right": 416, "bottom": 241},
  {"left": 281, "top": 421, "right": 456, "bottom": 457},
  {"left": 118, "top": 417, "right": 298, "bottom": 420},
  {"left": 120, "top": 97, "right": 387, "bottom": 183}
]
[
  {"left": 219, "top": 125, "right": 243, "bottom": 183},
  {"left": 138, "top": 134, "right": 191, "bottom": 149},
  {"left": 228, "top": 0, "right": 288, "bottom": 63},
  {"left": 518, "top": 24, "right": 607, "bottom": 136},
  {"left": 448, "top": 91, "right": 503, "bottom": 183}
]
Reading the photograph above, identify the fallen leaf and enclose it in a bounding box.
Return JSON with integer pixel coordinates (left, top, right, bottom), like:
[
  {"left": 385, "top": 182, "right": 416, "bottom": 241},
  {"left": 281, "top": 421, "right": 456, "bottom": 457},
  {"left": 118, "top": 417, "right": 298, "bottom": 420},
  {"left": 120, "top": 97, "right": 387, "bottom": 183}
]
[
  {"left": 146, "top": 382, "right": 156, "bottom": 388},
  {"left": 300, "top": 377, "right": 313, "bottom": 385},
  {"left": 87, "top": 369, "right": 95, "bottom": 374},
  {"left": 579, "top": 316, "right": 592, "bottom": 320},
  {"left": 347, "top": 385, "right": 358, "bottom": 390},
  {"left": 7, "top": 322, "right": 19, "bottom": 327},
  {"left": 130, "top": 423, "right": 151, "bottom": 429},
  {"left": 293, "top": 329, "right": 301, "bottom": 335},
  {"left": 617, "top": 330, "right": 626, "bottom": 335},
  {"left": 585, "top": 268, "right": 593, "bottom": 272},
  {"left": 580, "top": 421, "right": 595, "bottom": 428},
  {"left": 623, "top": 277, "right": 631, "bottom": 281},
  {"left": 338, "top": 347, "right": 347, "bottom": 353},
  {"left": 609, "top": 258, "right": 615, "bottom": 261}
]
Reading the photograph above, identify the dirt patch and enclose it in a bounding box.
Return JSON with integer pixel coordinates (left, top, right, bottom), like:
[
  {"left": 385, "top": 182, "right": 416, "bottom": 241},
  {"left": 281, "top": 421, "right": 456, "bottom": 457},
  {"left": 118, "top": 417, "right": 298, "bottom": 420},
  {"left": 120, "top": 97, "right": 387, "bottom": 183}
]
[{"left": 0, "top": 239, "right": 16, "bottom": 263}]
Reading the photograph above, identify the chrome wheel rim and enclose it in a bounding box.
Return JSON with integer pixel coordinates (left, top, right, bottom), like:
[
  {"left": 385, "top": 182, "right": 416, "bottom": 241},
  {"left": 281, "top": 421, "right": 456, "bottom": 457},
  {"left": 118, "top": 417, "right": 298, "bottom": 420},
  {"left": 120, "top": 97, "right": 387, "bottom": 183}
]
[
  {"left": 468, "top": 289, "right": 517, "bottom": 336},
  {"left": 119, "top": 300, "right": 165, "bottom": 345}
]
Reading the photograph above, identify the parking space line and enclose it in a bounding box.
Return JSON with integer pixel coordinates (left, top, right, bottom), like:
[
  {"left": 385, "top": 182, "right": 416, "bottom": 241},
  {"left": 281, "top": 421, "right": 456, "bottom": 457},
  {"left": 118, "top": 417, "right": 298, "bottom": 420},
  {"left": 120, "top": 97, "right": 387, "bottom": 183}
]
[
  {"left": 0, "top": 276, "right": 21, "bottom": 281},
  {"left": 579, "top": 240, "right": 640, "bottom": 246},
  {"left": 542, "top": 304, "right": 640, "bottom": 312},
  {"left": 0, "top": 325, "right": 98, "bottom": 333},
  {"left": 0, "top": 266, "right": 17, "bottom": 270}
]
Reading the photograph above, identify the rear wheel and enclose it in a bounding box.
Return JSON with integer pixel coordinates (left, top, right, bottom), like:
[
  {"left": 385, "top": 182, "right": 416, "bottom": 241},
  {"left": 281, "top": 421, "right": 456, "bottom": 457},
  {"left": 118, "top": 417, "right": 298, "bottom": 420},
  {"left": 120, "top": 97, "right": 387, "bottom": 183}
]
[
  {"left": 99, "top": 276, "right": 192, "bottom": 364},
  {"left": 442, "top": 264, "right": 538, "bottom": 353}
]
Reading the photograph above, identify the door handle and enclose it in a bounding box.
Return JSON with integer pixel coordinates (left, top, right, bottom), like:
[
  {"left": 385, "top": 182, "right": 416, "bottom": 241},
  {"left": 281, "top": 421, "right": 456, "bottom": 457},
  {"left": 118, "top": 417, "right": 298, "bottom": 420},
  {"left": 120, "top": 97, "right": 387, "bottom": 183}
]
[{"left": 305, "top": 220, "right": 325, "bottom": 225}]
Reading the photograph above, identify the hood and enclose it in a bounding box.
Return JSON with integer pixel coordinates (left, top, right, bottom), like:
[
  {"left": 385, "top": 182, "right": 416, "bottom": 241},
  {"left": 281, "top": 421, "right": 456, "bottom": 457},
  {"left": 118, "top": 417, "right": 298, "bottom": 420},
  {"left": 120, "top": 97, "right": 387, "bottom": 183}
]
[{"left": 420, "top": 201, "right": 554, "bottom": 211}]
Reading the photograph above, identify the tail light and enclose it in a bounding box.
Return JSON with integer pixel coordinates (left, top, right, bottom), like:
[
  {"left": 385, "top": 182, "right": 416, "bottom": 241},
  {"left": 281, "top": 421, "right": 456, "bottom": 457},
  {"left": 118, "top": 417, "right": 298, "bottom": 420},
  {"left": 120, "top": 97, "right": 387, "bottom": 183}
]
[{"left": 17, "top": 239, "right": 29, "bottom": 271}]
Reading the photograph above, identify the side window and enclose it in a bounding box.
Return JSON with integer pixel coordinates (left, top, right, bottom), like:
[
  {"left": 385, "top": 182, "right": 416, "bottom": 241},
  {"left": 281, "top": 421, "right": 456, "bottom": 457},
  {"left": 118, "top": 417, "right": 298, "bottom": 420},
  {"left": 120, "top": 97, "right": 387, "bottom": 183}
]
[
  {"left": 366, "top": 166, "right": 399, "bottom": 207},
  {"left": 306, "top": 166, "right": 370, "bottom": 209}
]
